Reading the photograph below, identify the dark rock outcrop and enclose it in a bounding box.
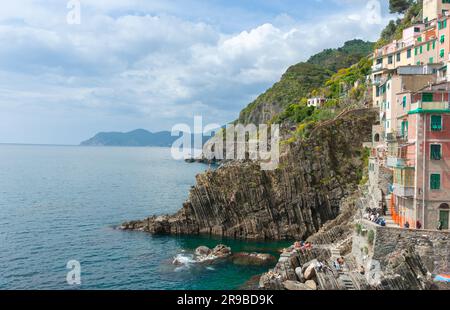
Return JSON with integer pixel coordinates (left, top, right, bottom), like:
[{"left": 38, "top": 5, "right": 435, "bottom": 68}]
[
  {"left": 231, "top": 253, "right": 276, "bottom": 266},
  {"left": 121, "top": 109, "right": 377, "bottom": 240}
]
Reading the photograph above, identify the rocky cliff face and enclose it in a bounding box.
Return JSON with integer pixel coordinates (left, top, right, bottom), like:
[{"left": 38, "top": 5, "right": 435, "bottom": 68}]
[{"left": 121, "top": 108, "right": 377, "bottom": 240}]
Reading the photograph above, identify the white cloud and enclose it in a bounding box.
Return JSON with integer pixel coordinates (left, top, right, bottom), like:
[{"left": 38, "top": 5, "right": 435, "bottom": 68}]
[{"left": 0, "top": 0, "right": 393, "bottom": 144}]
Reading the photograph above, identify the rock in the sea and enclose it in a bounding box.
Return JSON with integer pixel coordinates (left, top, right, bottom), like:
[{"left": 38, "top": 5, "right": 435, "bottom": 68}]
[
  {"left": 231, "top": 253, "right": 277, "bottom": 266},
  {"left": 282, "top": 280, "right": 313, "bottom": 291},
  {"left": 305, "top": 280, "right": 317, "bottom": 290},
  {"left": 195, "top": 246, "right": 212, "bottom": 257},
  {"left": 211, "top": 244, "right": 232, "bottom": 258}
]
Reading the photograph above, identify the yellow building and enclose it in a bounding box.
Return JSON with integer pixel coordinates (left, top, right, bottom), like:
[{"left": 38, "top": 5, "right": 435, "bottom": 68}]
[{"left": 423, "top": 0, "right": 450, "bottom": 23}]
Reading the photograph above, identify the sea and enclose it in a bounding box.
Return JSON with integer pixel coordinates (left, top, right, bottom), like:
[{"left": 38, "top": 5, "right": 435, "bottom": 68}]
[{"left": 0, "top": 144, "right": 290, "bottom": 290}]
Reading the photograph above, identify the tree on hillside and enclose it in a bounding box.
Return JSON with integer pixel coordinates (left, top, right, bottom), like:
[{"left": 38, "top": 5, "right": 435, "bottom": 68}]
[{"left": 389, "top": 0, "right": 414, "bottom": 14}]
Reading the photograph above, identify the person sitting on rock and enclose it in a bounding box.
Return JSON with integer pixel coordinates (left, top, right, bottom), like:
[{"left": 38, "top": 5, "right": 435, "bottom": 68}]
[{"left": 404, "top": 222, "right": 410, "bottom": 229}]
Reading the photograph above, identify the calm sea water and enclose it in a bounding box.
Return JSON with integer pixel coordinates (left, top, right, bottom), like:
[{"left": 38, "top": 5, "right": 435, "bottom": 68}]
[{"left": 0, "top": 145, "right": 289, "bottom": 290}]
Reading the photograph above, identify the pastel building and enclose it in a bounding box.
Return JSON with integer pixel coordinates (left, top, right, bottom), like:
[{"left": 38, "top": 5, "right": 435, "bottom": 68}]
[
  {"left": 369, "top": 0, "right": 450, "bottom": 231},
  {"left": 423, "top": 0, "right": 450, "bottom": 23},
  {"left": 378, "top": 66, "right": 437, "bottom": 140},
  {"left": 389, "top": 82, "right": 450, "bottom": 230},
  {"left": 307, "top": 97, "right": 326, "bottom": 108}
]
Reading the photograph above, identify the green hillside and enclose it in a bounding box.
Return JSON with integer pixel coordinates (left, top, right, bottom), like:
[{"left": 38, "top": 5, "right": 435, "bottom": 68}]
[{"left": 237, "top": 40, "right": 374, "bottom": 124}]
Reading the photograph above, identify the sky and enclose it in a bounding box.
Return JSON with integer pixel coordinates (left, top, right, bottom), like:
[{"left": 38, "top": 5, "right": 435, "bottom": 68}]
[{"left": 0, "top": 0, "right": 396, "bottom": 145}]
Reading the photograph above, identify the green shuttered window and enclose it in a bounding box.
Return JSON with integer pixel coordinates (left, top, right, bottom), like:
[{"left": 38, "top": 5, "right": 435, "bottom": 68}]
[
  {"left": 430, "top": 174, "right": 441, "bottom": 190},
  {"left": 422, "top": 93, "right": 434, "bottom": 102},
  {"left": 431, "top": 115, "right": 442, "bottom": 131},
  {"left": 431, "top": 144, "right": 442, "bottom": 160}
]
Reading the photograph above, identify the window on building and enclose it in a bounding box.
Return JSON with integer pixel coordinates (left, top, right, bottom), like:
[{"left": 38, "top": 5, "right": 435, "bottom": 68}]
[
  {"left": 396, "top": 53, "right": 401, "bottom": 62},
  {"left": 414, "top": 27, "right": 421, "bottom": 32},
  {"left": 430, "top": 174, "right": 441, "bottom": 190},
  {"left": 431, "top": 144, "right": 442, "bottom": 160},
  {"left": 423, "top": 93, "right": 434, "bottom": 102},
  {"left": 374, "top": 133, "right": 380, "bottom": 142},
  {"left": 401, "top": 121, "right": 409, "bottom": 137},
  {"left": 441, "top": 48, "right": 446, "bottom": 58},
  {"left": 420, "top": 45, "right": 423, "bottom": 54},
  {"left": 415, "top": 47, "right": 418, "bottom": 56},
  {"left": 431, "top": 115, "right": 443, "bottom": 131},
  {"left": 433, "top": 41, "right": 436, "bottom": 50},
  {"left": 441, "top": 35, "right": 446, "bottom": 44},
  {"left": 418, "top": 37, "right": 422, "bottom": 43},
  {"left": 388, "top": 55, "right": 393, "bottom": 64},
  {"left": 402, "top": 96, "right": 407, "bottom": 108},
  {"left": 430, "top": 57, "right": 434, "bottom": 64},
  {"left": 427, "top": 42, "right": 431, "bottom": 51},
  {"left": 407, "top": 49, "right": 412, "bottom": 58}
]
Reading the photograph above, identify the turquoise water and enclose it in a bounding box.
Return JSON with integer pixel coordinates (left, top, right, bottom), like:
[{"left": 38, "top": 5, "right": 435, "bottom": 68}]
[{"left": 0, "top": 145, "right": 289, "bottom": 290}]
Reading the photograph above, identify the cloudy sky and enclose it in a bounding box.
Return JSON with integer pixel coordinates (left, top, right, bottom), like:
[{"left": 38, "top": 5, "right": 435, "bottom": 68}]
[{"left": 0, "top": 0, "right": 395, "bottom": 144}]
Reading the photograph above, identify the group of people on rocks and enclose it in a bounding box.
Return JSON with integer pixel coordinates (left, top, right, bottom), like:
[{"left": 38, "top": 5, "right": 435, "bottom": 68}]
[
  {"left": 293, "top": 241, "right": 313, "bottom": 252},
  {"left": 363, "top": 208, "right": 386, "bottom": 227}
]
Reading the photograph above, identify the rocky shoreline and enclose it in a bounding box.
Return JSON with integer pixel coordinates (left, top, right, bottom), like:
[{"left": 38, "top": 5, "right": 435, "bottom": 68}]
[
  {"left": 119, "top": 108, "right": 449, "bottom": 290},
  {"left": 121, "top": 109, "right": 377, "bottom": 240}
]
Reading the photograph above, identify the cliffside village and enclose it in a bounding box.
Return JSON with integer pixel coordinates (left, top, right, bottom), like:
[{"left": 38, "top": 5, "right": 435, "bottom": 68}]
[{"left": 365, "top": 0, "right": 450, "bottom": 231}]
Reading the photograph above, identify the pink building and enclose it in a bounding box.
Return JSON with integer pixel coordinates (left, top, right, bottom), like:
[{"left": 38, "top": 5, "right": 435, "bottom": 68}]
[{"left": 391, "top": 82, "right": 450, "bottom": 230}]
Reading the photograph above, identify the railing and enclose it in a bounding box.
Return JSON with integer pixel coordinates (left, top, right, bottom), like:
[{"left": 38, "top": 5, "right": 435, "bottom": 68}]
[
  {"left": 386, "top": 130, "right": 407, "bottom": 142},
  {"left": 410, "top": 100, "right": 450, "bottom": 111},
  {"left": 372, "top": 63, "right": 383, "bottom": 72},
  {"left": 387, "top": 157, "right": 406, "bottom": 168},
  {"left": 393, "top": 185, "right": 415, "bottom": 198},
  {"left": 372, "top": 77, "right": 387, "bottom": 86}
]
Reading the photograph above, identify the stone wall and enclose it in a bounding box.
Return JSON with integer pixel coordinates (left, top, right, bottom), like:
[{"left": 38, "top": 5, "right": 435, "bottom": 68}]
[{"left": 353, "top": 220, "right": 450, "bottom": 275}]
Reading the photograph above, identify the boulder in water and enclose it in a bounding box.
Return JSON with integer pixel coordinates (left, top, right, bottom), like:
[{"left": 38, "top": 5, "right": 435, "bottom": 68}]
[
  {"left": 195, "top": 246, "right": 212, "bottom": 257},
  {"left": 211, "top": 244, "right": 232, "bottom": 258}
]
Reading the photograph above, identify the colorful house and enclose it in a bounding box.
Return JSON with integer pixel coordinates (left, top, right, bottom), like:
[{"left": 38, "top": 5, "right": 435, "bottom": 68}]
[{"left": 389, "top": 82, "right": 450, "bottom": 230}]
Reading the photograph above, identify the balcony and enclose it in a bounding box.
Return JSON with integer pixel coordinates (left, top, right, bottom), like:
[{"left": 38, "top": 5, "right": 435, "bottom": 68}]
[
  {"left": 387, "top": 156, "right": 406, "bottom": 168},
  {"left": 386, "top": 131, "right": 407, "bottom": 142},
  {"left": 410, "top": 100, "right": 450, "bottom": 112},
  {"left": 372, "top": 77, "right": 387, "bottom": 86},
  {"left": 372, "top": 63, "right": 384, "bottom": 72},
  {"left": 393, "top": 185, "right": 415, "bottom": 198}
]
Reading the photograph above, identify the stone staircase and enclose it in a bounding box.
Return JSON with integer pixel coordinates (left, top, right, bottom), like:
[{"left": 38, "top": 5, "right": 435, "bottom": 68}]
[{"left": 317, "top": 239, "right": 368, "bottom": 290}]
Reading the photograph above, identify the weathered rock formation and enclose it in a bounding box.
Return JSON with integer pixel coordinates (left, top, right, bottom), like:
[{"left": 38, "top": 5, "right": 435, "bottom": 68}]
[
  {"left": 231, "top": 253, "right": 277, "bottom": 266},
  {"left": 121, "top": 109, "right": 377, "bottom": 240}
]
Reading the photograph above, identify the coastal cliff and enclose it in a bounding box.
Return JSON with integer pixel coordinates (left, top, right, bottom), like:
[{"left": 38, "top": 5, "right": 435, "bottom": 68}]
[{"left": 121, "top": 108, "right": 377, "bottom": 240}]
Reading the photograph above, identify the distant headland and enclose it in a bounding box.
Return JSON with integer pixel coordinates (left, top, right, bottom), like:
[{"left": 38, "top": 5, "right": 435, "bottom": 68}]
[{"left": 80, "top": 129, "right": 211, "bottom": 147}]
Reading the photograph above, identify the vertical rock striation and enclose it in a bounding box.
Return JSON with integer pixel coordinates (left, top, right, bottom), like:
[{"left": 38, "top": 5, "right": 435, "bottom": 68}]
[{"left": 121, "top": 109, "right": 377, "bottom": 240}]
